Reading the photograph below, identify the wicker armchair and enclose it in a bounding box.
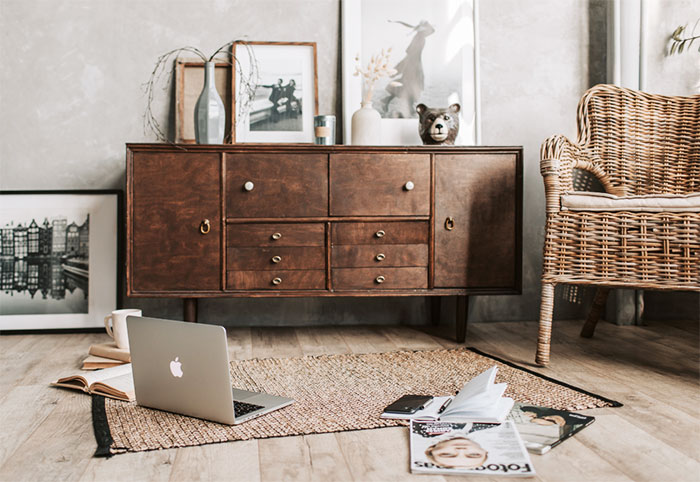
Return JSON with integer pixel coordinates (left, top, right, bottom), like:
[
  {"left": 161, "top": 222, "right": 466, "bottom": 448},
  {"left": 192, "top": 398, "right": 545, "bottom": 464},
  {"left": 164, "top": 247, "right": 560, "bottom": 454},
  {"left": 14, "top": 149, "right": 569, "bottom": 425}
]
[{"left": 536, "top": 84, "right": 700, "bottom": 366}]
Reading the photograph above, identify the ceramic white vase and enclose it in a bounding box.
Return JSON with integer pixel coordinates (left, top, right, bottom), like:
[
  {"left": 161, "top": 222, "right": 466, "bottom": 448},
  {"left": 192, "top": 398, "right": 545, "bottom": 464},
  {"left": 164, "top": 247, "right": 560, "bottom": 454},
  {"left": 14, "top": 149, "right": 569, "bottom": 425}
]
[
  {"left": 351, "top": 101, "right": 381, "bottom": 145},
  {"left": 194, "top": 61, "right": 225, "bottom": 144}
]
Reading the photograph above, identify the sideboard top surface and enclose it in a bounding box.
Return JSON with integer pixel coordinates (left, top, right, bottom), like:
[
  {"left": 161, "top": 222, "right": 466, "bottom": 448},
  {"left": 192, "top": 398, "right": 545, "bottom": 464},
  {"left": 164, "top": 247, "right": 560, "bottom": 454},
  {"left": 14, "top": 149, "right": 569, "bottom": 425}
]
[{"left": 126, "top": 143, "right": 523, "bottom": 154}]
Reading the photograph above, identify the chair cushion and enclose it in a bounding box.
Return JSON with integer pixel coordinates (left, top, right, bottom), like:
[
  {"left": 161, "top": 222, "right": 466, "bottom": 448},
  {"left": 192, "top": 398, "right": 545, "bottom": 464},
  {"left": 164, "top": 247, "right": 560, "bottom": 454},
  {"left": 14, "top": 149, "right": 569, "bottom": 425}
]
[{"left": 561, "top": 192, "right": 700, "bottom": 212}]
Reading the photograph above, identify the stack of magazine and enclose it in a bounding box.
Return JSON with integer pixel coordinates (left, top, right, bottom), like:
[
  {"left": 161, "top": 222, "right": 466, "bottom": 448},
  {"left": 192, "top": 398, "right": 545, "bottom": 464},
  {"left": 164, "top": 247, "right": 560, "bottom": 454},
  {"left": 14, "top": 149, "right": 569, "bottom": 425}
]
[{"left": 386, "top": 366, "right": 595, "bottom": 476}]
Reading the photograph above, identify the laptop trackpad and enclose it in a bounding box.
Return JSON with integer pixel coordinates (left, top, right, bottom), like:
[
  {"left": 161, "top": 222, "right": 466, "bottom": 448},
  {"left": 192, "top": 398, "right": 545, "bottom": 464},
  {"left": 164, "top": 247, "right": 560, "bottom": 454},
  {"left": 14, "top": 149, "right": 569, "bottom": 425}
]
[{"left": 232, "top": 388, "right": 262, "bottom": 401}]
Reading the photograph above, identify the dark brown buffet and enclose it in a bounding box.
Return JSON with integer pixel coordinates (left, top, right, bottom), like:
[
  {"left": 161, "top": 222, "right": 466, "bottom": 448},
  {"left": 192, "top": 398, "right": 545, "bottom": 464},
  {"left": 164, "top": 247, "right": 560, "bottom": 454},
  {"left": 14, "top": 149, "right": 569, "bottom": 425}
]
[{"left": 126, "top": 144, "right": 523, "bottom": 341}]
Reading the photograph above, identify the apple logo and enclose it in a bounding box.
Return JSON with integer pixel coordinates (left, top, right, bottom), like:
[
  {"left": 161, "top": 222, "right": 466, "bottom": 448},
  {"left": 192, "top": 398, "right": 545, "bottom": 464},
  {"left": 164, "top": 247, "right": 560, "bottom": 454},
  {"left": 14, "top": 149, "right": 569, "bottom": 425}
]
[{"left": 169, "top": 357, "right": 183, "bottom": 378}]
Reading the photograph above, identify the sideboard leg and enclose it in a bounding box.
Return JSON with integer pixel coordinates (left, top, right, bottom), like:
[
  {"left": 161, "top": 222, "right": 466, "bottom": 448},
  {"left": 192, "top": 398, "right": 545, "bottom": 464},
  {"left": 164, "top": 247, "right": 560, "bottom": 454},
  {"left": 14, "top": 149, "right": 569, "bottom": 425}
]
[
  {"left": 430, "top": 296, "right": 441, "bottom": 325},
  {"left": 455, "top": 296, "right": 469, "bottom": 343},
  {"left": 183, "top": 298, "right": 198, "bottom": 323}
]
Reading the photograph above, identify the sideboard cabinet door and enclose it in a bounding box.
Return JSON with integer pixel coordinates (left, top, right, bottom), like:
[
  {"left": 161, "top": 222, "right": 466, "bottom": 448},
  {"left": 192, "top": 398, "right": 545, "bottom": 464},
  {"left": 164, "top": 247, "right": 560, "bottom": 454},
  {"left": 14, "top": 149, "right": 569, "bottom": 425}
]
[
  {"left": 130, "top": 151, "right": 221, "bottom": 292},
  {"left": 434, "top": 153, "right": 520, "bottom": 289}
]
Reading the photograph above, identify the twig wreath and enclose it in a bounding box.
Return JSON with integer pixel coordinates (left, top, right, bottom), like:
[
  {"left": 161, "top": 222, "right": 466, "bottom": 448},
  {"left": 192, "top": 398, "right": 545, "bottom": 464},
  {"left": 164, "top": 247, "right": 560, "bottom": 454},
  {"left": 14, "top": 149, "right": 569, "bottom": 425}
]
[{"left": 143, "top": 40, "right": 259, "bottom": 143}]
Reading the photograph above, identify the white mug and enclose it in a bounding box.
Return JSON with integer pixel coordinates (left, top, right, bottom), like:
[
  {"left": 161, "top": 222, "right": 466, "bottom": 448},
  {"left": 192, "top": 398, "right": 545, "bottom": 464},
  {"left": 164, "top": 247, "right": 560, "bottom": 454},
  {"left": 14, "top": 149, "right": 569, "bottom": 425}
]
[{"left": 104, "top": 309, "right": 141, "bottom": 350}]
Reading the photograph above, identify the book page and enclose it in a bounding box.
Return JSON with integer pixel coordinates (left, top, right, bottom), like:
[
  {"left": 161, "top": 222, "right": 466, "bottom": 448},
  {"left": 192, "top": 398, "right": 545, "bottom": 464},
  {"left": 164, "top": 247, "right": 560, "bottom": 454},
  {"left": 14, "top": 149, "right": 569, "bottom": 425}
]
[
  {"left": 56, "top": 363, "right": 131, "bottom": 387},
  {"left": 442, "top": 397, "right": 514, "bottom": 422},
  {"left": 447, "top": 366, "right": 499, "bottom": 412},
  {"left": 91, "top": 372, "right": 135, "bottom": 401},
  {"left": 81, "top": 363, "right": 132, "bottom": 386}
]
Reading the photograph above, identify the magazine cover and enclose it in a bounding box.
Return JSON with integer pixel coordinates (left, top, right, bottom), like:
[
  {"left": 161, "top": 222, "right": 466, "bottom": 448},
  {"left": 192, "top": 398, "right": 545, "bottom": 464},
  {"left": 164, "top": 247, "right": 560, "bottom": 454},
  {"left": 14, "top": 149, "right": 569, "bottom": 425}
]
[
  {"left": 409, "top": 420, "right": 535, "bottom": 476},
  {"left": 507, "top": 402, "right": 595, "bottom": 455}
]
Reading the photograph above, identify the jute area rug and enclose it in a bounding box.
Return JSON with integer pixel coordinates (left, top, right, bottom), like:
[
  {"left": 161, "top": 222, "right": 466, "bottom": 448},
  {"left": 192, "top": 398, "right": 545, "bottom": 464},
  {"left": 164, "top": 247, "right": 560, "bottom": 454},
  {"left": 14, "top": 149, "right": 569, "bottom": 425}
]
[{"left": 93, "top": 347, "right": 620, "bottom": 456}]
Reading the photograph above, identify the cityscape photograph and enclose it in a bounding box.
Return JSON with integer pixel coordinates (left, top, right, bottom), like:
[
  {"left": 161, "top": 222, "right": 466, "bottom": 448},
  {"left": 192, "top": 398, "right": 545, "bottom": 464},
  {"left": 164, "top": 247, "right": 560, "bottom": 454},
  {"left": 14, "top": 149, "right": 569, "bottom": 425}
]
[{"left": 0, "top": 214, "right": 89, "bottom": 315}]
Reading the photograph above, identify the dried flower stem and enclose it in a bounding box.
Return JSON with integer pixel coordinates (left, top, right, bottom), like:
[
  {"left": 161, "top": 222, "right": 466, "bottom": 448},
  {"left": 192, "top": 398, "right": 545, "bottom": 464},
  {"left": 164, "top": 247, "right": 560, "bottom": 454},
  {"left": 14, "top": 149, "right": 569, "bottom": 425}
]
[
  {"left": 670, "top": 19, "right": 700, "bottom": 55},
  {"left": 354, "top": 48, "right": 397, "bottom": 104}
]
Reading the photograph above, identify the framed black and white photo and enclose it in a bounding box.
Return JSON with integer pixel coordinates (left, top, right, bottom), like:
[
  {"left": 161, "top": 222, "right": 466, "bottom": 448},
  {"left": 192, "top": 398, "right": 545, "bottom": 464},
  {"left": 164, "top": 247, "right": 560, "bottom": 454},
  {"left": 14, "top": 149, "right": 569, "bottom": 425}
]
[
  {"left": 0, "top": 191, "right": 122, "bottom": 330},
  {"left": 232, "top": 41, "right": 318, "bottom": 143},
  {"left": 342, "top": 0, "right": 480, "bottom": 145}
]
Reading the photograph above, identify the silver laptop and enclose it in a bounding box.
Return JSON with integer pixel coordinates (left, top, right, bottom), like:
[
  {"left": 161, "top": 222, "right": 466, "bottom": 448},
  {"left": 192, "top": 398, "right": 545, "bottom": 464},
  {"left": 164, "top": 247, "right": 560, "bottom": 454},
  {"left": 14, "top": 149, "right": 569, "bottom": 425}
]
[{"left": 126, "top": 316, "right": 293, "bottom": 425}]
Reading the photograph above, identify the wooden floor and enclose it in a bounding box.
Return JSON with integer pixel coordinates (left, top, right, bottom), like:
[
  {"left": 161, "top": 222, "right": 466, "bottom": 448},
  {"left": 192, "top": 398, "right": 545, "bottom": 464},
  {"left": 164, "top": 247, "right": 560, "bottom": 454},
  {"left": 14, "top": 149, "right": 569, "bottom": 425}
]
[{"left": 0, "top": 318, "right": 698, "bottom": 481}]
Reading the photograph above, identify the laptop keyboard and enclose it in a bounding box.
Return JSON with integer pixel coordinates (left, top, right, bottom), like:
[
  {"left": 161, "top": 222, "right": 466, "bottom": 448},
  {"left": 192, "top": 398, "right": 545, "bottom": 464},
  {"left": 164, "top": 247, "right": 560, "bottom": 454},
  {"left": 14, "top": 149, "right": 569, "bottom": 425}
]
[{"left": 234, "top": 401, "right": 264, "bottom": 417}]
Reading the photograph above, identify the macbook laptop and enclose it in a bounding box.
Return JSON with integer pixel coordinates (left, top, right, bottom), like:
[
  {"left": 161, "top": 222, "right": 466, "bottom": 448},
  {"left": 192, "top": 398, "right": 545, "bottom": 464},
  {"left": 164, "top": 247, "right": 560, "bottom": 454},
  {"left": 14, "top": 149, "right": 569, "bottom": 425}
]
[{"left": 126, "top": 316, "right": 293, "bottom": 425}]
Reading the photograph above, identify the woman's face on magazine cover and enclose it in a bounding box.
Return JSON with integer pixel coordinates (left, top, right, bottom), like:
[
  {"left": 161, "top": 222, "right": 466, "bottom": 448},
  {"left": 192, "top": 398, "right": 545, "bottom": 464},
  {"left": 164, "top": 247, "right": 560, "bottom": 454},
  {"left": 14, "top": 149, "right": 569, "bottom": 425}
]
[
  {"left": 426, "top": 437, "right": 487, "bottom": 469},
  {"left": 523, "top": 412, "right": 566, "bottom": 427}
]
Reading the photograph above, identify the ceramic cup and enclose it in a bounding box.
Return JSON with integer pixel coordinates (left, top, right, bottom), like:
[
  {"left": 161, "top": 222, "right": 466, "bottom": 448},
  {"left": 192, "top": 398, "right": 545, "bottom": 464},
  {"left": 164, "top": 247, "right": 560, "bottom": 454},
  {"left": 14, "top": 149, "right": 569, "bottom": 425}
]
[{"left": 104, "top": 309, "right": 141, "bottom": 350}]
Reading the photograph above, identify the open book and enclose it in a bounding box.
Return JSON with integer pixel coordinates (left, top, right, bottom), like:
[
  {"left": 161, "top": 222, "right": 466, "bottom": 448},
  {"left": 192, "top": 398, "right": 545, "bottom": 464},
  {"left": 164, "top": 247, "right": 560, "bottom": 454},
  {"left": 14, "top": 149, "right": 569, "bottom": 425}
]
[
  {"left": 410, "top": 420, "right": 535, "bottom": 476},
  {"left": 51, "top": 363, "right": 135, "bottom": 402},
  {"left": 381, "top": 366, "right": 514, "bottom": 423}
]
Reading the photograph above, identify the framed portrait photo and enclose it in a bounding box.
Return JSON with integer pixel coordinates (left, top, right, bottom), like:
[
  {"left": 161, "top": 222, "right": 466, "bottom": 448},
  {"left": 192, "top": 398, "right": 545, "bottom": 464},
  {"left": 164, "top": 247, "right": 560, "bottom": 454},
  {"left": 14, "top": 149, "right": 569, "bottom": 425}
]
[
  {"left": 342, "top": 0, "right": 481, "bottom": 145},
  {"left": 232, "top": 41, "right": 318, "bottom": 143},
  {"left": 0, "top": 191, "right": 122, "bottom": 331}
]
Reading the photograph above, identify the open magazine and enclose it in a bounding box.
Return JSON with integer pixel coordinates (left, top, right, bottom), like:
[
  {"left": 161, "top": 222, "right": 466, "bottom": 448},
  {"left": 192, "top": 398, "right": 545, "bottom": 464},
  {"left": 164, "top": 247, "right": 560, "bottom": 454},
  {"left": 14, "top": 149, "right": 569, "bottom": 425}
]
[
  {"left": 410, "top": 420, "right": 535, "bottom": 476},
  {"left": 508, "top": 402, "right": 595, "bottom": 454}
]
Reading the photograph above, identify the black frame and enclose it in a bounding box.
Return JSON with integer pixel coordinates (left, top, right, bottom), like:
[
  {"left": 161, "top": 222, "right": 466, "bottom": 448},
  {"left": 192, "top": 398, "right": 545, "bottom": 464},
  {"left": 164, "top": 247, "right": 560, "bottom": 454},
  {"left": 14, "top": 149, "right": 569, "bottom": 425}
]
[{"left": 0, "top": 190, "right": 123, "bottom": 333}]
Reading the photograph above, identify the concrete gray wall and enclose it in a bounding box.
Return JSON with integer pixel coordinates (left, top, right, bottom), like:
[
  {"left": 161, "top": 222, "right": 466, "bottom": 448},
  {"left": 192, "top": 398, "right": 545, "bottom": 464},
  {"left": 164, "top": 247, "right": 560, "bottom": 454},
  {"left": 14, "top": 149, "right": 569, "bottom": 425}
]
[{"left": 1, "top": 0, "right": 697, "bottom": 327}]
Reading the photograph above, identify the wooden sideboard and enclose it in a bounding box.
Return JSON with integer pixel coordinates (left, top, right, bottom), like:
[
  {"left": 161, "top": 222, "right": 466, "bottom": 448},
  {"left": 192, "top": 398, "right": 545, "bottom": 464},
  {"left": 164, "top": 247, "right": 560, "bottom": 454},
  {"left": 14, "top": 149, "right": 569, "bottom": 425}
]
[{"left": 126, "top": 144, "right": 522, "bottom": 341}]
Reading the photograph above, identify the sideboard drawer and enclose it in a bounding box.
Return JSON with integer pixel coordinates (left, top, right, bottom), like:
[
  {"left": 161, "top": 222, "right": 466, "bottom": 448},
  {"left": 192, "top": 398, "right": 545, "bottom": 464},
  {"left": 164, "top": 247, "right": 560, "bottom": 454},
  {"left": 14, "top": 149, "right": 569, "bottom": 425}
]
[
  {"left": 333, "top": 267, "right": 428, "bottom": 290},
  {"left": 226, "top": 153, "right": 328, "bottom": 217},
  {"left": 332, "top": 244, "right": 428, "bottom": 268},
  {"left": 329, "top": 153, "right": 430, "bottom": 215},
  {"left": 228, "top": 247, "right": 325, "bottom": 270},
  {"left": 228, "top": 223, "right": 325, "bottom": 247},
  {"left": 332, "top": 221, "right": 429, "bottom": 245},
  {"left": 227, "top": 270, "right": 326, "bottom": 290}
]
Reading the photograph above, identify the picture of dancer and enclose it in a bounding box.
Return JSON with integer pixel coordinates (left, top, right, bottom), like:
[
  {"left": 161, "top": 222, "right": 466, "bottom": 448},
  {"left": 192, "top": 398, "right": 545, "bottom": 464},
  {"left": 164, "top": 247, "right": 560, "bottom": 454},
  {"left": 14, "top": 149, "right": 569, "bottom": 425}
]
[
  {"left": 381, "top": 19, "right": 435, "bottom": 118},
  {"left": 358, "top": 0, "right": 470, "bottom": 119}
]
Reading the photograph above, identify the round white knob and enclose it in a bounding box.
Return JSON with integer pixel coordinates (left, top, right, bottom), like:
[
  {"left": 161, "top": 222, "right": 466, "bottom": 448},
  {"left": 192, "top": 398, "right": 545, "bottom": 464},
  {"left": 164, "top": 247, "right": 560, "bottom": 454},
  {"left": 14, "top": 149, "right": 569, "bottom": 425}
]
[
  {"left": 244, "top": 181, "right": 255, "bottom": 192},
  {"left": 404, "top": 181, "right": 415, "bottom": 191}
]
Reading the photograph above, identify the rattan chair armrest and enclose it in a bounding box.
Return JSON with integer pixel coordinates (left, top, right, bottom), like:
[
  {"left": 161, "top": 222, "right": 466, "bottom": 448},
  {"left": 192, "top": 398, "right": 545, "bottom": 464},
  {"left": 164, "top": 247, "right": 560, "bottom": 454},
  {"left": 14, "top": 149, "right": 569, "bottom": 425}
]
[{"left": 540, "top": 135, "right": 623, "bottom": 213}]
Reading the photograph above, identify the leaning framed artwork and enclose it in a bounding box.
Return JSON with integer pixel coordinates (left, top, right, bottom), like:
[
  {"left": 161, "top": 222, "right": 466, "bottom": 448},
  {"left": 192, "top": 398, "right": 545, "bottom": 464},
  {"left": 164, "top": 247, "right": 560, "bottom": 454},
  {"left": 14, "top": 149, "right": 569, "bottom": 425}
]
[
  {"left": 175, "top": 59, "right": 232, "bottom": 143},
  {"left": 342, "top": 0, "right": 481, "bottom": 145},
  {"left": 0, "top": 191, "right": 122, "bottom": 330},
  {"left": 232, "top": 41, "right": 318, "bottom": 143}
]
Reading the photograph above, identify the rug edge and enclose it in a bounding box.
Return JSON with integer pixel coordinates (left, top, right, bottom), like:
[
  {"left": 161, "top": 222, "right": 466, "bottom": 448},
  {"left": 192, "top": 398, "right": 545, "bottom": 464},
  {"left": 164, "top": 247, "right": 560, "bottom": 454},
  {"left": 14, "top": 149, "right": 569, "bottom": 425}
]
[
  {"left": 92, "top": 395, "right": 115, "bottom": 457},
  {"left": 466, "top": 347, "right": 623, "bottom": 408}
]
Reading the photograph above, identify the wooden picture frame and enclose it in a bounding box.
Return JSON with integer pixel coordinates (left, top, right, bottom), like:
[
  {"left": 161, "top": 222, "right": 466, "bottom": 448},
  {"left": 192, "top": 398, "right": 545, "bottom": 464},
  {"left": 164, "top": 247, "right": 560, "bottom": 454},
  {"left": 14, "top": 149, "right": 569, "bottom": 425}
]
[
  {"left": 0, "top": 190, "right": 123, "bottom": 331},
  {"left": 232, "top": 41, "right": 318, "bottom": 143},
  {"left": 175, "top": 59, "right": 233, "bottom": 144}
]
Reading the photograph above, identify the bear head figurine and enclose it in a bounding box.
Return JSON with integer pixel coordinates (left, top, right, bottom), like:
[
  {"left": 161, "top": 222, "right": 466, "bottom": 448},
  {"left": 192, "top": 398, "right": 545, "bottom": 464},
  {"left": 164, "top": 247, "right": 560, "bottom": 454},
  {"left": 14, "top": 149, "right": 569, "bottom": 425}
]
[{"left": 416, "top": 103, "right": 460, "bottom": 145}]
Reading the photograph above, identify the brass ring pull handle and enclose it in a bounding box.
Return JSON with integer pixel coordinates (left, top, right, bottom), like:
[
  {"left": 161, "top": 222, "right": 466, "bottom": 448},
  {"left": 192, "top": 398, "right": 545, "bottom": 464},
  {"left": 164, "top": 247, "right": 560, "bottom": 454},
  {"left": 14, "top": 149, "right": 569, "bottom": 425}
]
[
  {"left": 444, "top": 217, "right": 455, "bottom": 231},
  {"left": 404, "top": 181, "right": 415, "bottom": 191},
  {"left": 375, "top": 275, "right": 386, "bottom": 284},
  {"left": 375, "top": 230, "right": 386, "bottom": 238},
  {"left": 271, "top": 232, "right": 282, "bottom": 240},
  {"left": 199, "top": 219, "right": 211, "bottom": 234},
  {"left": 271, "top": 255, "right": 282, "bottom": 264},
  {"left": 272, "top": 277, "right": 282, "bottom": 285},
  {"left": 243, "top": 181, "right": 255, "bottom": 192},
  {"left": 376, "top": 253, "right": 386, "bottom": 261}
]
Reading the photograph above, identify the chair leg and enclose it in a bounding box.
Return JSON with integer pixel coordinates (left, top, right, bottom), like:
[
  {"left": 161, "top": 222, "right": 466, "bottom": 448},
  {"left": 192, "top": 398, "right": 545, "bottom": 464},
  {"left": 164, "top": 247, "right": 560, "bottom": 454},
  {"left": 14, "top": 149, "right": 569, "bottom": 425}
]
[
  {"left": 580, "top": 288, "right": 610, "bottom": 338},
  {"left": 536, "top": 282, "right": 555, "bottom": 366}
]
